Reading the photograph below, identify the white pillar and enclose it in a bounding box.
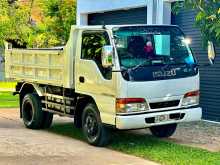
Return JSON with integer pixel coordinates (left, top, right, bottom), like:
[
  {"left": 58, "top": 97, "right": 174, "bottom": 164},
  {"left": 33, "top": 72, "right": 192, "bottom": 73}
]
[
  {"left": 156, "top": 0, "right": 164, "bottom": 24},
  {"left": 147, "top": 0, "right": 155, "bottom": 24},
  {"left": 147, "top": 0, "right": 171, "bottom": 25},
  {"left": 162, "top": 2, "right": 171, "bottom": 25},
  {"left": 77, "top": 14, "right": 88, "bottom": 26}
]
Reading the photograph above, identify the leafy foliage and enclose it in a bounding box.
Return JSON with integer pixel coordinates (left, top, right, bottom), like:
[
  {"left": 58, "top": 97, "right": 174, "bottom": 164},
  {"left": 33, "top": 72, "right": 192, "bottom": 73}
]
[
  {"left": 0, "top": 0, "right": 76, "bottom": 48},
  {"left": 0, "top": 0, "right": 32, "bottom": 47},
  {"left": 30, "top": 0, "right": 76, "bottom": 47},
  {"left": 173, "top": 0, "right": 220, "bottom": 46}
]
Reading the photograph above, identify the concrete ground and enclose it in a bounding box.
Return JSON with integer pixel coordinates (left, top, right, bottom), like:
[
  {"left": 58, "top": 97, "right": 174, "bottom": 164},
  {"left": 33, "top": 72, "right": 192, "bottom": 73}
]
[{"left": 0, "top": 108, "right": 158, "bottom": 165}]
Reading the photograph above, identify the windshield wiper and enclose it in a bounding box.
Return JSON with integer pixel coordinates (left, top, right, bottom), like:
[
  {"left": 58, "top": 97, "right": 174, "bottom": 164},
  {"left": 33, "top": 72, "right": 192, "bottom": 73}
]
[
  {"left": 130, "top": 59, "right": 151, "bottom": 71},
  {"left": 161, "top": 62, "right": 198, "bottom": 70},
  {"left": 162, "top": 62, "right": 186, "bottom": 69},
  {"left": 120, "top": 59, "right": 151, "bottom": 81},
  {"left": 121, "top": 60, "right": 197, "bottom": 73}
]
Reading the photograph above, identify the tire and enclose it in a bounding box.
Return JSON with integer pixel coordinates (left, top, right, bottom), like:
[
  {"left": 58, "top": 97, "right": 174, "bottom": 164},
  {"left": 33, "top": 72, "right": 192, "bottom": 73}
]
[
  {"left": 21, "top": 93, "right": 44, "bottom": 129},
  {"left": 150, "top": 124, "right": 177, "bottom": 138},
  {"left": 41, "top": 112, "right": 53, "bottom": 129},
  {"left": 82, "top": 103, "right": 111, "bottom": 147}
]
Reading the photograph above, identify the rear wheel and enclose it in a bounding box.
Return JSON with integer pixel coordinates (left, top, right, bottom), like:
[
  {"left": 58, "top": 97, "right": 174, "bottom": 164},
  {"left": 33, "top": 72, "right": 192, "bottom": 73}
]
[
  {"left": 150, "top": 124, "right": 177, "bottom": 138},
  {"left": 21, "top": 94, "right": 44, "bottom": 129},
  {"left": 82, "top": 103, "right": 111, "bottom": 146}
]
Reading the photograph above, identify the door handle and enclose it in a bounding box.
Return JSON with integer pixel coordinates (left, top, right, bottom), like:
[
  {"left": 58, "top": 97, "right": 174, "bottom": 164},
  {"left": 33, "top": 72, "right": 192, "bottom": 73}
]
[{"left": 79, "top": 76, "right": 85, "bottom": 83}]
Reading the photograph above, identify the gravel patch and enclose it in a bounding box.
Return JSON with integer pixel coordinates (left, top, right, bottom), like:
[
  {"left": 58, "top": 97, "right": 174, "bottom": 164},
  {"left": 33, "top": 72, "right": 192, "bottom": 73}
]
[
  {"left": 169, "top": 121, "right": 220, "bottom": 152},
  {"left": 134, "top": 121, "right": 220, "bottom": 152}
]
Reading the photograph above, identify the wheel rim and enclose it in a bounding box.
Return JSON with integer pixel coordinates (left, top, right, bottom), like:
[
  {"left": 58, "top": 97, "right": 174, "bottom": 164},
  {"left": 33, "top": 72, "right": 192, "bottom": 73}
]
[
  {"left": 84, "top": 112, "right": 99, "bottom": 142},
  {"left": 23, "top": 101, "right": 34, "bottom": 123}
]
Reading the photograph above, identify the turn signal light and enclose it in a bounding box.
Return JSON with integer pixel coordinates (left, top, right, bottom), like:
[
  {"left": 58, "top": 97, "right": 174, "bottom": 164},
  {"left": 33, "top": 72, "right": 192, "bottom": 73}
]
[
  {"left": 116, "top": 98, "right": 148, "bottom": 113},
  {"left": 182, "top": 90, "right": 199, "bottom": 107},
  {"left": 184, "top": 90, "right": 200, "bottom": 98}
]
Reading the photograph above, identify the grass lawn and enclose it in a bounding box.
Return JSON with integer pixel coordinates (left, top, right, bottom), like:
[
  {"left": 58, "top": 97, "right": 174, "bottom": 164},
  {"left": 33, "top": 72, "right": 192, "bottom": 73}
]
[
  {"left": 0, "top": 82, "right": 16, "bottom": 90},
  {"left": 49, "top": 123, "right": 220, "bottom": 165},
  {"left": 0, "top": 82, "right": 18, "bottom": 108},
  {"left": 0, "top": 92, "right": 19, "bottom": 108}
]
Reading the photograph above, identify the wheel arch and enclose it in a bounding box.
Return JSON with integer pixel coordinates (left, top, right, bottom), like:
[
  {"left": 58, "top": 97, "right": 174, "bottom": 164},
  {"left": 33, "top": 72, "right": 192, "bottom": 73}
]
[{"left": 18, "top": 83, "right": 44, "bottom": 96}]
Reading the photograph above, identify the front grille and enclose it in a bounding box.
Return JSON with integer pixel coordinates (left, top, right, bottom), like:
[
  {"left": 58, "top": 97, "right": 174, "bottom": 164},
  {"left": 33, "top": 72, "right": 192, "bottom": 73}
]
[{"left": 149, "top": 100, "right": 180, "bottom": 109}]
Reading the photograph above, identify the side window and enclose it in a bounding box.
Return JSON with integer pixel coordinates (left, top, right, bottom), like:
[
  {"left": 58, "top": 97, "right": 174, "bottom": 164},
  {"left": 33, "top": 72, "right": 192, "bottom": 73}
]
[{"left": 81, "top": 31, "right": 112, "bottom": 80}]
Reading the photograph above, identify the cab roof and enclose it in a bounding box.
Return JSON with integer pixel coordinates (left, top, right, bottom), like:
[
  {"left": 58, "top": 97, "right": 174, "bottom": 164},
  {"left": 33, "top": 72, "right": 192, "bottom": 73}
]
[{"left": 73, "top": 24, "right": 179, "bottom": 30}]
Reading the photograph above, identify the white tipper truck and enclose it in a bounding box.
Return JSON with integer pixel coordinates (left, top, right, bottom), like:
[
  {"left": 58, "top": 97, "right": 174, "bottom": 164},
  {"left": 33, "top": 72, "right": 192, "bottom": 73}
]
[{"left": 4, "top": 25, "right": 216, "bottom": 146}]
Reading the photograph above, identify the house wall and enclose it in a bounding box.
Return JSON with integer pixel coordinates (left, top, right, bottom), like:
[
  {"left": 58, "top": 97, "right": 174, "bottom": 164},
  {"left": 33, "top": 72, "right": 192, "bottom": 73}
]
[
  {"left": 77, "top": 0, "right": 172, "bottom": 25},
  {"left": 172, "top": 9, "right": 220, "bottom": 122}
]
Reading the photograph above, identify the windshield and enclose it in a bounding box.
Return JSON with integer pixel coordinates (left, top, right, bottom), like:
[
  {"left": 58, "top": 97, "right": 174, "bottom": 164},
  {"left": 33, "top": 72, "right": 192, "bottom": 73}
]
[{"left": 113, "top": 26, "right": 196, "bottom": 69}]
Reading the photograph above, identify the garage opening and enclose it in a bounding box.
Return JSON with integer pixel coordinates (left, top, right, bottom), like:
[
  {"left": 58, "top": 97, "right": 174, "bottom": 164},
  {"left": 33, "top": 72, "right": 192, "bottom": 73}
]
[{"left": 88, "top": 7, "right": 147, "bottom": 25}]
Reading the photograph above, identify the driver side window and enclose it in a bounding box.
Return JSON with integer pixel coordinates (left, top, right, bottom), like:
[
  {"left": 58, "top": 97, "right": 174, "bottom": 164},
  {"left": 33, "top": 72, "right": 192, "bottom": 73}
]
[{"left": 81, "top": 31, "right": 112, "bottom": 80}]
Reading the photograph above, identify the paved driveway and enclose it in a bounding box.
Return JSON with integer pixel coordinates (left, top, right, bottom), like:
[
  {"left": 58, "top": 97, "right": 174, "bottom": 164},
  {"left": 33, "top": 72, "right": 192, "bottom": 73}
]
[{"left": 0, "top": 108, "right": 158, "bottom": 165}]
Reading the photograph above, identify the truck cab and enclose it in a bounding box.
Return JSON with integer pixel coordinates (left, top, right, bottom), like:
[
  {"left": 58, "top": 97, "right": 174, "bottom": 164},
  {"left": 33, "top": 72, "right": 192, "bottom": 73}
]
[
  {"left": 5, "top": 25, "right": 216, "bottom": 146},
  {"left": 75, "top": 25, "right": 201, "bottom": 128}
]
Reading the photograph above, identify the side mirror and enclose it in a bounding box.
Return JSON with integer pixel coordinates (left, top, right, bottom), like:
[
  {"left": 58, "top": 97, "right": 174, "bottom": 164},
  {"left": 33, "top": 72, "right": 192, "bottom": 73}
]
[
  {"left": 101, "top": 45, "right": 113, "bottom": 68},
  {"left": 208, "top": 41, "right": 216, "bottom": 65}
]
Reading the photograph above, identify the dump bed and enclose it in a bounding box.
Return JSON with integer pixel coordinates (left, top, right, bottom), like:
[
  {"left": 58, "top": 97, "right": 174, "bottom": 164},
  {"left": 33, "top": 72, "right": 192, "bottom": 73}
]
[
  {"left": 5, "top": 43, "right": 75, "bottom": 88},
  {"left": 4, "top": 26, "right": 79, "bottom": 88}
]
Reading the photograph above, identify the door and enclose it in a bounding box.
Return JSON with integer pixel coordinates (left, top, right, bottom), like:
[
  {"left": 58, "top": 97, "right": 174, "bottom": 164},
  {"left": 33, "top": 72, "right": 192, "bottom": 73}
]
[
  {"left": 88, "top": 7, "right": 147, "bottom": 25},
  {"left": 75, "top": 30, "right": 116, "bottom": 124}
]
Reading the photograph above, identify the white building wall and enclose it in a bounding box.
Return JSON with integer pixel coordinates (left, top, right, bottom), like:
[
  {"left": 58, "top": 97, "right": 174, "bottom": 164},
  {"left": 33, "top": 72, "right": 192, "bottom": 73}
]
[
  {"left": 78, "top": 0, "right": 148, "bottom": 14},
  {"left": 77, "top": 0, "right": 173, "bottom": 25}
]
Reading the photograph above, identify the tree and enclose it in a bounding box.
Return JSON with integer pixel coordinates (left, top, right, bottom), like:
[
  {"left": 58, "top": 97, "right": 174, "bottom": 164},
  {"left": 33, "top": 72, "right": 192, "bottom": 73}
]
[
  {"left": 29, "top": 0, "right": 76, "bottom": 47},
  {"left": 173, "top": 0, "right": 220, "bottom": 46},
  {"left": 0, "top": 0, "right": 76, "bottom": 48},
  {"left": 0, "top": 0, "right": 32, "bottom": 47}
]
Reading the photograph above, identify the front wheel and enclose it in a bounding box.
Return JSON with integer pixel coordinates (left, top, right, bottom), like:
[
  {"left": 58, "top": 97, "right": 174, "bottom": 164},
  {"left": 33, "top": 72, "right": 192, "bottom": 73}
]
[
  {"left": 150, "top": 124, "right": 177, "bottom": 138},
  {"left": 82, "top": 103, "right": 111, "bottom": 146}
]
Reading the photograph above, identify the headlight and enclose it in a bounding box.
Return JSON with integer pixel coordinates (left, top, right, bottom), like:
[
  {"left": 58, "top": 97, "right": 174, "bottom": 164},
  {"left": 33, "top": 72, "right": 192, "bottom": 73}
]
[
  {"left": 181, "top": 90, "right": 199, "bottom": 107},
  {"left": 116, "top": 98, "right": 149, "bottom": 113}
]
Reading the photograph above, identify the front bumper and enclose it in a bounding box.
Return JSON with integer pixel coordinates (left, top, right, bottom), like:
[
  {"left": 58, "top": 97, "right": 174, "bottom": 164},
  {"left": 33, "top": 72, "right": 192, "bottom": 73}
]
[{"left": 115, "top": 107, "right": 202, "bottom": 130}]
